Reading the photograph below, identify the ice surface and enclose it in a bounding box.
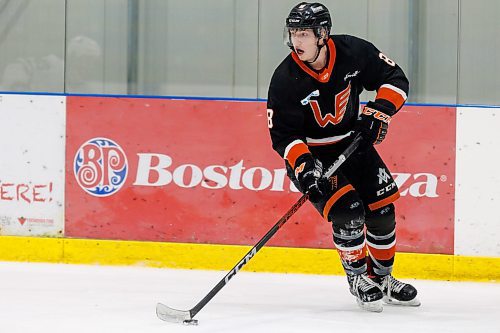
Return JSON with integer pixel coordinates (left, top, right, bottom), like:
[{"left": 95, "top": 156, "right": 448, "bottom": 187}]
[{"left": 0, "top": 261, "right": 498, "bottom": 333}]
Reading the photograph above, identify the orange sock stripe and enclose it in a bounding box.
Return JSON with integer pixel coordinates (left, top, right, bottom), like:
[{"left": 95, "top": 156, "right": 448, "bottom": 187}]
[
  {"left": 323, "top": 185, "right": 355, "bottom": 220},
  {"left": 368, "top": 191, "right": 400, "bottom": 211},
  {"left": 367, "top": 244, "right": 396, "bottom": 261},
  {"left": 285, "top": 142, "right": 310, "bottom": 169}
]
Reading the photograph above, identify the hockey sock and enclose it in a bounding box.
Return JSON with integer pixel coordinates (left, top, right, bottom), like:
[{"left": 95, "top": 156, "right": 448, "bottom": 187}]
[
  {"left": 333, "top": 227, "right": 367, "bottom": 275},
  {"left": 366, "top": 228, "right": 396, "bottom": 276}
]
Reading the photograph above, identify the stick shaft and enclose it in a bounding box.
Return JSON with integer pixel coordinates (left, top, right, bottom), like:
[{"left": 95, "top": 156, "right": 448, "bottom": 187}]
[
  {"left": 190, "top": 193, "right": 308, "bottom": 318},
  {"left": 188, "top": 133, "right": 362, "bottom": 319}
]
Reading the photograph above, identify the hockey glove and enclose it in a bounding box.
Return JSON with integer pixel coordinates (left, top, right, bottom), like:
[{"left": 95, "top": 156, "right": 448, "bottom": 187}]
[
  {"left": 356, "top": 101, "right": 393, "bottom": 145},
  {"left": 294, "top": 154, "right": 327, "bottom": 203}
]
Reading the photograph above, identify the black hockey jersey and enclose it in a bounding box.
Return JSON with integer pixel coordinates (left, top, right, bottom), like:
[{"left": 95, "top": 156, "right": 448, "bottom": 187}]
[{"left": 267, "top": 34, "right": 409, "bottom": 169}]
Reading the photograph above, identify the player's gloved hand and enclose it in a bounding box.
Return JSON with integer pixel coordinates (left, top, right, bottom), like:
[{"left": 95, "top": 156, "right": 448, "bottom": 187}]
[
  {"left": 294, "top": 154, "right": 327, "bottom": 203},
  {"left": 355, "top": 101, "right": 393, "bottom": 145}
]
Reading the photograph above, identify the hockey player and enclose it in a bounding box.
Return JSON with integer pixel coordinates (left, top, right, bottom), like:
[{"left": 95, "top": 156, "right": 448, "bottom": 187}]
[{"left": 267, "top": 2, "right": 420, "bottom": 312}]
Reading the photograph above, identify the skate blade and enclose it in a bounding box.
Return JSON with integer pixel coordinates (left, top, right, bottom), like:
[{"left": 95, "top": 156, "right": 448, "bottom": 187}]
[
  {"left": 356, "top": 298, "right": 383, "bottom": 312},
  {"left": 383, "top": 296, "right": 421, "bottom": 307}
]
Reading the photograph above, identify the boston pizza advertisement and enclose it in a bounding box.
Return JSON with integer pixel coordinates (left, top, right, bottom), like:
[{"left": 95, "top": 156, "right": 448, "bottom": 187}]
[{"left": 65, "top": 96, "right": 455, "bottom": 254}]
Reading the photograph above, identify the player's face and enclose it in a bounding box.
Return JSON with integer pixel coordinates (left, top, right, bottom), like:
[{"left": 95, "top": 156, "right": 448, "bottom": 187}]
[{"left": 289, "top": 28, "right": 319, "bottom": 61}]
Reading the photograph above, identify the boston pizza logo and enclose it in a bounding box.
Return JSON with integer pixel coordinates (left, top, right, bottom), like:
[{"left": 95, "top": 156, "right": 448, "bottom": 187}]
[{"left": 74, "top": 138, "right": 128, "bottom": 197}]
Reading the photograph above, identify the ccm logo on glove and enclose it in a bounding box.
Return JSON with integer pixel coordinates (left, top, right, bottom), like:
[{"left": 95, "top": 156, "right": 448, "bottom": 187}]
[
  {"left": 361, "top": 107, "right": 392, "bottom": 124},
  {"left": 356, "top": 101, "right": 395, "bottom": 145}
]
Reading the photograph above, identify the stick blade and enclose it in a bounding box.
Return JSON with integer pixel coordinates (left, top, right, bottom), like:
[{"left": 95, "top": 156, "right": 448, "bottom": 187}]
[{"left": 156, "top": 303, "right": 192, "bottom": 323}]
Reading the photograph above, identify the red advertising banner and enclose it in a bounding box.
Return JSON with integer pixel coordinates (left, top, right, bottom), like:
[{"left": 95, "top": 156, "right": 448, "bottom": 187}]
[
  {"left": 378, "top": 105, "right": 456, "bottom": 254},
  {"left": 65, "top": 97, "right": 455, "bottom": 254}
]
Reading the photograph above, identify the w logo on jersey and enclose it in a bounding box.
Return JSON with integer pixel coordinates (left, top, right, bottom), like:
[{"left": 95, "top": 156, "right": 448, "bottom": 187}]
[
  {"left": 306, "top": 83, "right": 351, "bottom": 127},
  {"left": 74, "top": 137, "right": 128, "bottom": 197}
]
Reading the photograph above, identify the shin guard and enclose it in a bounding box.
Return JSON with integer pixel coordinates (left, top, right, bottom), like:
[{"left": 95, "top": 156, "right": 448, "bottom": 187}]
[{"left": 330, "top": 191, "right": 367, "bottom": 275}]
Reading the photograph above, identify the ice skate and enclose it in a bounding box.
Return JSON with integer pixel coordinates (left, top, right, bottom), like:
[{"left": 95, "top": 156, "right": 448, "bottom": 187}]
[
  {"left": 347, "top": 273, "right": 383, "bottom": 312},
  {"left": 373, "top": 274, "right": 421, "bottom": 306}
]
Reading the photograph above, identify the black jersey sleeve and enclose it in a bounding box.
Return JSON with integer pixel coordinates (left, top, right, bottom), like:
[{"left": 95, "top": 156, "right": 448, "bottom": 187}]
[
  {"left": 353, "top": 37, "right": 409, "bottom": 114},
  {"left": 267, "top": 68, "right": 312, "bottom": 168}
]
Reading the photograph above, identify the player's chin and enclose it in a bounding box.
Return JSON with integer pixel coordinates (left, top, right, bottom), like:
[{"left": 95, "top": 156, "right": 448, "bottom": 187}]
[{"left": 298, "top": 54, "right": 313, "bottom": 62}]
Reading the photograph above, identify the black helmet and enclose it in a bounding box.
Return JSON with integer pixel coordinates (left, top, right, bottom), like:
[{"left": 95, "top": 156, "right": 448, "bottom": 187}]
[{"left": 286, "top": 2, "right": 332, "bottom": 36}]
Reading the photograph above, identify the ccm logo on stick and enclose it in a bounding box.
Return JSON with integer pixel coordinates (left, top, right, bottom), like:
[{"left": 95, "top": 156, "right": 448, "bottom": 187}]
[{"left": 224, "top": 248, "right": 257, "bottom": 284}]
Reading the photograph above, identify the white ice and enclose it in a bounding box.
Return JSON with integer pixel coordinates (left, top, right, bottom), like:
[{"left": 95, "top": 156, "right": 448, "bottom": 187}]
[{"left": 0, "top": 261, "right": 498, "bottom": 333}]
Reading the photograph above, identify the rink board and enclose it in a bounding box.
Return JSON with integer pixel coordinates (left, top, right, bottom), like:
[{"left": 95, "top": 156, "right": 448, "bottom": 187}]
[
  {"left": 0, "top": 93, "right": 499, "bottom": 282},
  {"left": 0, "top": 94, "right": 65, "bottom": 237},
  {"left": 64, "top": 96, "right": 455, "bottom": 255},
  {"left": 454, "top": 107, "right": 500, "bottom": 257},
  {"left": 0, "top": 236, "right": 498, "bottom": 282}
]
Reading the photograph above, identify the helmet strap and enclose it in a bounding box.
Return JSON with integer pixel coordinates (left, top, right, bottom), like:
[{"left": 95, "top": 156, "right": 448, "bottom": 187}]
[{"left": 305, "top": 38, "right": 326, "bottom": 65}]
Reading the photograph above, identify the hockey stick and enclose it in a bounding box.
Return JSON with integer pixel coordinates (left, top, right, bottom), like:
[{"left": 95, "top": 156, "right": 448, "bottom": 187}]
[{"left": 156, "top": 133, "right": 363, "bottom": 325}]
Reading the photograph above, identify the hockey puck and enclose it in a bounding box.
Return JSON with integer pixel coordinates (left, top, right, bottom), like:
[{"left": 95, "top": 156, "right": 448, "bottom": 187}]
[{"left": 183, "top": 319, "right": 199, "bottom": 326}]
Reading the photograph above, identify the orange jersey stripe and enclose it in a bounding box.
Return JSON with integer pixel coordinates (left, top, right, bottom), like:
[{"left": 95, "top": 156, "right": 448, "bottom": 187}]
[
  {"left": 285, "top": 142, "right": 310, "bottom": 169},
  {"left": 291, "top": 38, "right": 336, "bottom": 83},
  {"left": 376, "top": 86, "right": 406, "bottom": 110},
  {"left": 368, "top": 191, "right": 400, "bottom": 211},
  {"left": 367, "top": 244, "right": 396, "bottom": 261},
  {"left": 322, "top": 184, "right": 355, "bottom": 220}
]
